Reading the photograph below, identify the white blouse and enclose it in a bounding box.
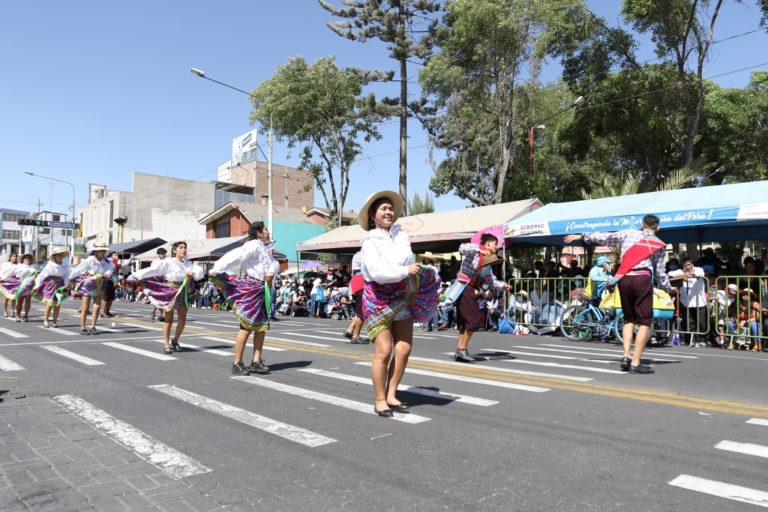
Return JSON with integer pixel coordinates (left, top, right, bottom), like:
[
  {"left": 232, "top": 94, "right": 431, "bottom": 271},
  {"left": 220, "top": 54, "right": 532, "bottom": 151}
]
[
  {"left": 35, "top": 261, "right": 71, "bottom": 288},
  {"left": 0, "top": 262, "right": 17, "bottom": 280},
  {"left": 70, "top": 256, "right": 114, "bottom": 279},
  {"left": 133, "top": 258, "right": 204, "bottom": 282},
  {"left": 360, "top": 224, "right": 414, "bottom": 284},
  {"left": 4, "top": 263, "right": 35, "bottom": 280},
  {"left": 212, "top": 239, "right": 280, "bottom": 281}
]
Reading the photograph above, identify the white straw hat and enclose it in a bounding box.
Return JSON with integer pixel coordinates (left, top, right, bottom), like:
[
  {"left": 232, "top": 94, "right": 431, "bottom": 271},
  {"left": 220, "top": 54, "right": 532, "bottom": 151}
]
[{"left": 358, "top": 190, "right": 404, "bottom": 231}]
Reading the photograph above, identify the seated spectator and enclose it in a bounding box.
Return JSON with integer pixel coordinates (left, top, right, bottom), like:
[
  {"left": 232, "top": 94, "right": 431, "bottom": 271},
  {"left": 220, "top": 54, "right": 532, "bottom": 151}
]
[{"left": 727, "top": 289, "right": 762, "bottom": 351}]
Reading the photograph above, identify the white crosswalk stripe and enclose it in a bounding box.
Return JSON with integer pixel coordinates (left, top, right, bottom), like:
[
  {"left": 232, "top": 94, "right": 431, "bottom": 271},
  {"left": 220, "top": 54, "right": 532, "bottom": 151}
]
[
  {"left": 231, "top": 376, "right": 431, "bottom": 424},
  {"left": 279, "top": 332, "right": 335, "bottom": 344},
  {"left": 355, "top": 362, "right": 550, "bottom": 393},
  {"left": 149, "top": 384, "right": 336, "bottom": 447},
  {"left": 37, "top": 326, "right": 79, "bottom": 336},
  {"left": 747, "top": 418, "right": 768, "bottom": 428},
  {"left": 500, "top": 358, "right": 625, "bottom": 374},
  {"left": 715, "top": 440, "right": 768, "bottom": 460},
  {"left": 118, "top": 322, "right": 164, "bottom": 332},
  {"left": 102, "top": 342, "right": 177, "bottom": 361},
  {"left": 407, "top": 356, "right": 593, "bottom": 382},
  {"left": 541, "top": 343, "right": 699, "bottom": 359},
  {"left": 266, "top": 336, "right": 330, "bottom": 348},
  {"left": 41, "top": 346, "right": 105, "bottom": 366},
  {"left": 202, "top": 336, "right": 287, "bottom": 352},
  {"left": 0, "top": 327, "right": 28, "bottom": 339},
  {"left": 0, "top": 353, "right": 24, "bottom": 371},
  {"left": 479, "top": 348, "right": 614, "bottom": 364},
  {"left": 54, "top": 394, "right": 211, "bottom": 479},
  {"left": 669, "top": 475, "right": 768, "bottom": 508},
  {"left": 516, "top": 345, "right": 687, "bottom": 363},
  {"left": 299, "top": 368, "right": 498, "bottom": 406},
  {"left": 150, "top": 339, "right": 232, "bottom": 357}
]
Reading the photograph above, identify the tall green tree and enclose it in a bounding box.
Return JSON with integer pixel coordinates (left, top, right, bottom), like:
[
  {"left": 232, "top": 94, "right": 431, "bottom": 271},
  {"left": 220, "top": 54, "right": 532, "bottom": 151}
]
[
  {"left": 408, "top": 191, "right": 435, "bottom": 214},
  {"left": 249, "top": 56, "right": 381, "bottom": 227},
  {"left": 318, "top": 0, "right": 441, "bottom": 215}
]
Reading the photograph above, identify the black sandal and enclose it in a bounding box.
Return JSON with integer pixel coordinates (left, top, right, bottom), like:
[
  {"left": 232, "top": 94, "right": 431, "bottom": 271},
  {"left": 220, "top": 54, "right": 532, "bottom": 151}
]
[
  {"left": 171, "top": 340, "right": 181, "bottom": 352},
  {"left": 81, "top": 328, "right": 89, "bottom": 335},
  {"left": 163, "top": 346, "right": 173, "bottom": 354}
]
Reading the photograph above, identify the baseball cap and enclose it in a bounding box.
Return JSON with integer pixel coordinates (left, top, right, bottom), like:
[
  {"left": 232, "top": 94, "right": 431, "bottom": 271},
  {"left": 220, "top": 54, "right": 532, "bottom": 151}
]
[{"left": 596, "top": 256, "right": 612, "bottom": 267}]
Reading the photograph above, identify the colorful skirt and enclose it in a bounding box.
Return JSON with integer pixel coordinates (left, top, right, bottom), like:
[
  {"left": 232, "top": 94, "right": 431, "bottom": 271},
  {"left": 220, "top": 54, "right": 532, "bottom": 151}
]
[
  {"left": 0, "top": 272, "right": 36, "bottom": 301},
  {"left": 33, "top": 277, "right": 70, "bottom": 307},
  {"left": 73, "top": 274, "right": 104, "bottom": 299},
  {"left": 211, "top": 273, "right": 269, "bottom": 332},
  {"left": 140, "top": 277, "right": 190, "bottom": 313},
  {"left": 362, "top": 266, "right": 441, "bottom": 340}
]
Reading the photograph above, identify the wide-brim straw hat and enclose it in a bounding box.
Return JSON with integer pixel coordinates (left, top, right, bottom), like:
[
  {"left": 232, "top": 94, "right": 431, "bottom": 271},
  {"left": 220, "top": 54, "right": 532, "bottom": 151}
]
[
  {"left": 358, "top": 190, "right": 404, "bottom": 231},
  {"left": 49, "top": 247, "right": 69, "bottom": 258},
  {"left": 478, "top": 253, "right": 502, "bottom": 268},
  {"left": 91, "top": 241, "right": 109, "bottom": 252},
  {"left": 20, "top": 252, "right": 34, "bottom": 262}
]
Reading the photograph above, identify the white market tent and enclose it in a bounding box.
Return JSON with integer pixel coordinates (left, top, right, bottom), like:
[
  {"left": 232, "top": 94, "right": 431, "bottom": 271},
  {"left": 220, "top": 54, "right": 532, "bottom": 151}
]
[
  {"left": 297, "top": 198, "right": 543, "bottom": 254},
  {"left": 135, "top": 236, "right": 248, "bottom": 263},
  {"left": 504, "top": 181, "right": 768, "bottom": 246}
]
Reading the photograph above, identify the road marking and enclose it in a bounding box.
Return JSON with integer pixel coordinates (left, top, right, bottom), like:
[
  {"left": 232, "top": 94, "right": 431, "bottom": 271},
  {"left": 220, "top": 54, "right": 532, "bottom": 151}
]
[
  {"left": 41, "top": 345, "right": 105, "bottom": 366},
  {"left": 355, "top": 362, "right": 550, "bottom": 393},
  {"left": 37, "top": 325, "right": 79, "bottom": 336},
  {"left": 747, "top": 418, "right": 768, "bottom": 427},
  {"left": 299, "top": 368, "right": 498, "bottom": 406},
  {"left": 53, "top": 394, "right": 211, "bottom": 479},
  {"left": 202, "top": 336, "right": 287, "bottom": 352},
  {"left": 408, "top": 355, "right": 593, "bottom": 382},
  {"left": 0, "top": 327, "right": 28, "bottom": 339},
  {"left": 511, "top": 345, "right": 683, "bottom": 363},
  {"left": 118, "top": 322, "right": 164, "bottom": 332},
  {"left": 150, "top": 339, "right": 231, "bottom": 357},
  {"left": 0, "top": 353, "right": 24, "bottom": 371},
  {"left": 231, "top": 376, "right": 430, "bottom": 424},
  {"left": 669, "top": 474, "right": 768, "bottom": 508},
  {"left": 501, "top": 358, "right": 626, "bottom": 374},
  {"left": 716, "top": 440, "right": 768, "bottom": 460},
  {"left": 266, "top": 336, "right": 330, "bottom": 348},
  {"left": 285, "top": 332, "right": 339, "bottom": 343},
  {"left": 189, "top": 320, "right": 238, "bottom": 328},
  {"left": 149, "top": 384, "right": 335, "bottom": 447},
  {"left": 478, "top": 348, "right": 614, "bottom": 364},
  {"left": 102, "top": 342, "right": 177, "bottom": 361},
  {"left": 542, "top": 343, "right": 699, "bottom": 359}
]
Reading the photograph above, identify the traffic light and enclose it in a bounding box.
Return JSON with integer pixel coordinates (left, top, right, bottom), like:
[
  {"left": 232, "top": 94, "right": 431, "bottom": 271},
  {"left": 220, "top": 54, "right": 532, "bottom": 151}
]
[{"left": 18, "top": 218, "right": 51, "bottom": 227}]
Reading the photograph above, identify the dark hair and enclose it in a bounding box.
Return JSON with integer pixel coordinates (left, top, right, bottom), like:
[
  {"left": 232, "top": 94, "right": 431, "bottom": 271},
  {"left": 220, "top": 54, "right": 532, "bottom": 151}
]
[
  {"left": 642, "top": 214, "right": 660, "bottom": 229},
  {"left": 368, "top": 197, "right": 394, "bottom": 230},
  {"left": 480, "top": 233, "right": 498, "bottom": 246},
  {"left": 156, "top": 247, "right": 167, "bottom": 255},
  {"left": 171, "top": 241, "right": 187, "bottom": 255},
  {"left": 21, "top": 254, "right": 33, "bottom": 263},
  {"left": 681, "top": 257, "right": 693, "bottom": 266},
  {"left": 248, "top": 221, "right": 266, "bottom": 239}
]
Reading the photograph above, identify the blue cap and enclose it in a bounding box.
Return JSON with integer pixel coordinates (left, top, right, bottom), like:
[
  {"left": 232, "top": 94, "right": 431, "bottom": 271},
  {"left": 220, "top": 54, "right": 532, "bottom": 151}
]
[{"left": 596, "top": 256, "right": 612, "bottom": 267}]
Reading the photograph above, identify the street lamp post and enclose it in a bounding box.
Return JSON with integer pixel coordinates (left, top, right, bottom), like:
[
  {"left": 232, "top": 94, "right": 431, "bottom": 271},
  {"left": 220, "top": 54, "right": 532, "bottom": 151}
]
[
  {"left": 190, "top": 68, "right": 273, "bottom": 235},
  {"left": 24, "top": 171, "right": 76, "bottom": 261},
  {"left": 529, "top": 96, "right": 585, "bottom": 173}
]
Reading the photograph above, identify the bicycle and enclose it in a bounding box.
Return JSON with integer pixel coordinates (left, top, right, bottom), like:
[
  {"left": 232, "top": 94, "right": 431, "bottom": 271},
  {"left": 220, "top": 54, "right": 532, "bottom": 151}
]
[{"left": 559, "top": 299, "right": 620, "bottom": 342}]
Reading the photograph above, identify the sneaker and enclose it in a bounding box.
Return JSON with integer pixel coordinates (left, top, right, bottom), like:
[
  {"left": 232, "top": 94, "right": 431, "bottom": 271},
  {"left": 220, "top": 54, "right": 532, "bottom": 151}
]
[
  {"left": 454, "top": 349, "right": 475, "bottom": 363},
  {"left": 248, "top": 359, "right": 271, "bottom": 374},
  {"left": 620, "top": 356, "right": 631, "bottom": 371},
  {"left": 231, "top": 362, "right": 250, "bottom": 375},
  {"left": 628, "top": 364, "right": 655, "bottom": 374}
]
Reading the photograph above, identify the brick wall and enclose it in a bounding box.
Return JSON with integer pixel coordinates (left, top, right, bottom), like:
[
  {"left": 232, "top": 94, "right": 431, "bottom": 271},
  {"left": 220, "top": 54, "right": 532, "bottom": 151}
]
[{"left": 227, "top": 161, "right": 313, "bottom": 211}]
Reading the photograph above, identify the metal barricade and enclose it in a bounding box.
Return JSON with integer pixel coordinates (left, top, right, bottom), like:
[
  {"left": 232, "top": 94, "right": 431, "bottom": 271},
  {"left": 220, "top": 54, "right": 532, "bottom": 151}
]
[
  {"left": 507, "top": 277, "right": 583, "bottom": 334},
  {"left": 669, "top": 275, "right": 711, "bottom": 345},
  {"left": 712, "top": 275, "right": 767, "bottom": 351}
]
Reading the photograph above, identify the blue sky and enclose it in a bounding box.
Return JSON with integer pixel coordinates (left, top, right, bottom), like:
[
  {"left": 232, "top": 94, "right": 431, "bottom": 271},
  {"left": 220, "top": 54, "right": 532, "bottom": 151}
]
[{"left": 1, "top": 0, "right": 766, "bottom": 219}]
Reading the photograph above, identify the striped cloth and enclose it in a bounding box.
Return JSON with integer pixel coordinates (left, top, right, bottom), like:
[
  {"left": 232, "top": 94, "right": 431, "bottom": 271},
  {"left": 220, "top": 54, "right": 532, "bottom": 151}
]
[
  {"left": 34, "top": 276, "right": 71, "bottom": 306},
  {"left": 211, "top": 273, "right": 270, "bottom": 332}
]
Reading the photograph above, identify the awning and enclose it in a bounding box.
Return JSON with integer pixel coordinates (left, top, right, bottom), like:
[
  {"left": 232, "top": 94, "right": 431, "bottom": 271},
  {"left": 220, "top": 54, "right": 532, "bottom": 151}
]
[
  {"left": 297, "top": 198, "right": 542, "bottom": 254},
  {"left": 135, "top": 236, "right": 288, "bottom": 263},
  {"left": 108, "top": 238, "right": 166, "bottom": 258},
  {"left": 504, "top": 181, "right": 768, "bottom": 245}
]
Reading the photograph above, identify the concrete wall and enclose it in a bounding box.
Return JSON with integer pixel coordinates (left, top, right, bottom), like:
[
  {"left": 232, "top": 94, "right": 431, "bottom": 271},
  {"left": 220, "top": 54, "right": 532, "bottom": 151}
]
[{"left": 227, "top": 161, "right": 313, "bottom": 210}]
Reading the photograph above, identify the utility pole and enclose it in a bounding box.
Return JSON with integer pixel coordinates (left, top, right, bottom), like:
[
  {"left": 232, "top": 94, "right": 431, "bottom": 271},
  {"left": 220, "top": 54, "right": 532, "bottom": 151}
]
[{"left": 267, "top": 118, "right": 273, "bottom": 237}]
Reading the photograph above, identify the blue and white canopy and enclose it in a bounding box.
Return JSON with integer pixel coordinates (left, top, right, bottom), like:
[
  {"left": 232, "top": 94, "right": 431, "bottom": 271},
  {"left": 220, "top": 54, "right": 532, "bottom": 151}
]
[{"left": 504, "top": 181, "right": 768, "bottom": 245}]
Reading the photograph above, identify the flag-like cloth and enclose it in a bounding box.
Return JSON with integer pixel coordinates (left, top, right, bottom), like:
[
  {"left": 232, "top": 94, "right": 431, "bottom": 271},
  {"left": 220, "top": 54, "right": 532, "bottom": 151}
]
[
  {"left": 609, "top": 236, "right": 666, "bottom": 285},
  {"left": 210, "top": 273, "right": 270, "bottom": 332}
]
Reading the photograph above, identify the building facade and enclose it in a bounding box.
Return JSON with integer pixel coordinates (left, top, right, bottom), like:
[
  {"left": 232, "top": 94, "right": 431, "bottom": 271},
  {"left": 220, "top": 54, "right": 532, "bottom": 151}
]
[
  {"left": 0, "top": 208, "right": 29, "bottom": 256},
  {"left": 217, "top": 159, "right": 314, "bottom": 211}
]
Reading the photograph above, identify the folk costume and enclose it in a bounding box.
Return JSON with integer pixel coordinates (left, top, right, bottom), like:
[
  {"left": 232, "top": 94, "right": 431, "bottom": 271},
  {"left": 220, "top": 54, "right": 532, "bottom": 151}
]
[
  {"left": 451, "top": 244, "right": 506, "bottom": 333},
  {"left": 133, "top": 257, "right": 204, "bottom": 313},
  {"left": 33, "top": 249, "right": 71, "bottom": 307},
  {"left": 70, "top": 254, "right": 114, "bottom": 299},
  {"left": 0, "top": 256, "right": 37, "bottom": 301},
  {"left": 210, "top": 239, "right": 280, "bottom": 332}
]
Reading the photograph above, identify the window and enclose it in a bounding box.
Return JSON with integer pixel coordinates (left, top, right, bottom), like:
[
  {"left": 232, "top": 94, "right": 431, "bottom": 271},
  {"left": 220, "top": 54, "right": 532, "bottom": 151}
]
[
  {"left": 61, "top": 229, "right": 67, "bottom": 236},
  {"left": 39, "top": 228, "right": 50, "bottom": 234},
  {"left": 2, "top": 230, "right": 20, "bottom": 240},
  {"left": 2, "top": 213, "right": 20, "bottom": 222},
  {"left": 53, "top": 214, "right": 61, "bottom": 221},
  {"left": 215, "top": 218, "right": 230, "bottom": 238}
]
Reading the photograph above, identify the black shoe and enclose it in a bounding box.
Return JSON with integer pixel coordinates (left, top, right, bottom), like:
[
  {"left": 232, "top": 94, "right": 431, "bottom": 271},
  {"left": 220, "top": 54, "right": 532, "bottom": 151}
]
[
  {"left": 350, "top": 337, "right": 361, "bottom": 344},
  {"left": 629, "top": 364, "right": 654, "bottom": 374},
  {"left": 374, "top": 407, "right": 394, "bottom": 417},
  {"left": 620, "top": 357, "right": 631, "bottom": 371},
  {"left": 454, "top": 349, "right": 475, "bottom": 363},
  {"left": 158, "top": 316, "right": 165, "bottom": 322},
  {"left": 387, "top": 402, "right": 410, "bottom": 413},
  {"left": 343, "top": 331, "right": 354, "bottom": 340},
  {"left": 248, "top": 359, "right": 270, "bottom": 374},
  {"left": 231, "top": 362, "right": 250, "bottom": 375}
]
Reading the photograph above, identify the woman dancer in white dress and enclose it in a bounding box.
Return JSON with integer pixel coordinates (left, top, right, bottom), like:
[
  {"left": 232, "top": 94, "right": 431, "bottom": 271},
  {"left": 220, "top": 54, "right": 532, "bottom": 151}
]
[
  {"left": 33, "top": 247, "right": 71, "bottom": 328},
  {"left": 70, "top": 242, "right": 114, "bottom": 335}
]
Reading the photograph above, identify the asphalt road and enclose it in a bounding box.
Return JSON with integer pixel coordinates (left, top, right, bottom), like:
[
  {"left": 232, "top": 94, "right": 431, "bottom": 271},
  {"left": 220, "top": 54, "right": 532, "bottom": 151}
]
[{"left": 1, "top": 300, "right": 767, "bottom": 511}]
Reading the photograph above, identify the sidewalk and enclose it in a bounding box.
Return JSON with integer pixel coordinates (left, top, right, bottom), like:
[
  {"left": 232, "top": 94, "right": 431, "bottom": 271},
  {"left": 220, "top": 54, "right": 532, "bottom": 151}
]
[{"left": 0, "top": 391, "right": 223, "bottom": 511}]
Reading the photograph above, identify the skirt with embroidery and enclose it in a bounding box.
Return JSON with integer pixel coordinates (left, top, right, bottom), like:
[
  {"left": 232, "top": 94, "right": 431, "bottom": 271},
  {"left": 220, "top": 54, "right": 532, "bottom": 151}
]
[
  {"left": 73, "top": 274, "right": 104, "bottom": 299},
  {"left": 211, "top": 273, "right": 269, "bottom": 332},
  {"left": 0, "top": 273, "right": 36, "bottom": 300},
  {"left": 139, "top": 277, "right": 190, "bottom": 313},
  {"left": 34, "top": 276, "right": 70, "bottom": 306},
  {"left": 362, "top": 266, "right": 441, "bottom": 340}
]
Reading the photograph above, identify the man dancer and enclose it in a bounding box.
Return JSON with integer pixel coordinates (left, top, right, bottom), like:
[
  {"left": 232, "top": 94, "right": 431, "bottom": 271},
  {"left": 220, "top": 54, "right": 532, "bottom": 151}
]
[
  {"left": 565, "top": 214, "right": 674, "bottom": 374},
  {"left": 453, "top": 234, "right": 511, "bottom": 362}
]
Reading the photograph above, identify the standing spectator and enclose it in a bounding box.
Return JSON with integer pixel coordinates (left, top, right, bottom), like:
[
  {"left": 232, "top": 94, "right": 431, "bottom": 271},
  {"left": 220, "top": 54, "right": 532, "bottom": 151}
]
[
  {"left": 588, "top": 256, "right": 613, "bottom": 307},
  {"left": 669, "top": 258, "right": 707, "bottom": 347}
]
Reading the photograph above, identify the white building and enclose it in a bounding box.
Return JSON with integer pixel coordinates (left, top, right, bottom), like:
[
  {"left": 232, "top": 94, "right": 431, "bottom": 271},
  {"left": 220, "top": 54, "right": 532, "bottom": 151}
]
[
  {"left": 0, "top": 208, "right": 28, "bottom": 256},
  {"left": 19, "top": 211, "right": 74, "bottom": 261}
]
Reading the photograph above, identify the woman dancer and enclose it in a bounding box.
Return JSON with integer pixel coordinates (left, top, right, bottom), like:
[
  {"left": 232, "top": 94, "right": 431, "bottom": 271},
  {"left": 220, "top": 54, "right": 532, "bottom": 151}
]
[
  {"left": 70, "top": 242, "right": 114, "bottom": 335},
  {"left": 359, "top": 190, "right": 441, "bottom": 417},
  {"left": 210, "top": 221, "right": 279, "bottom": 375},
  {"left": 130, "top": 241, "right": 203, "bottom": 353},
  {"left": 0, "top": 253, "right": 18, "bottom": 317},
  {"left": 33, "top": 248, "right": 71, "bottom": 328},
  {"left": 0, "top": 253, "right": 37, "bottom": 322}
]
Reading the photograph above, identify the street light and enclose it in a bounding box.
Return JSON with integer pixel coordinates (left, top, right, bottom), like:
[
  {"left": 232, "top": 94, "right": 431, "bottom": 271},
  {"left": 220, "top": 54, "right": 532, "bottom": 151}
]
[
  {"left": 24, "top": 171, "right": 76, "bottom": 261},
  {"left": 529, "top": 95, "right": 585, "bottom": 173},
  {"left": 190, "top": 67, "right": 274, "bottom": 235}
]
